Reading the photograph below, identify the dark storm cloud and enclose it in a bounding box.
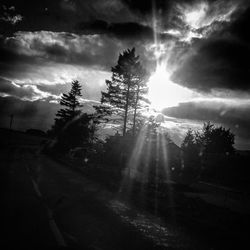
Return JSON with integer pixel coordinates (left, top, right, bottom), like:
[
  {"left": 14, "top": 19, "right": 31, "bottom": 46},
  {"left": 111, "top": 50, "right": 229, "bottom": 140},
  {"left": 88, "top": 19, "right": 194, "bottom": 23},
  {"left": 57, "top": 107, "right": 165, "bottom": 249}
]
[
  {"left": 77, "top": 19, "right": 176, "bottom": 42},
  {"left": 0, "top": 28, "right": 159, "bottom": 83},
  {"left": 171, "top": 3, "right": 250, "bottom": 92},
  {"left": 78, "top": 20, "right": 153, "bottom": 40},
  {"left": 0, "top": 40, "right": 44, "bottom": 80},
  {"left": 163, "top": 100, "right": 250, "bottom": 141},
  {"left": 121, "top": 0, "right": 178, "bottom": 15},
  {"left": 0, "top": 36, "right": 35, "bottom": 65},
  {"left": 120, "top": 0, "right": 184, "bottom": 34},
  {"left": 0, "top": 31, "right": 126, "bottom": 74},
  {"left": 121, "top": 0, "right": 217, "bottom": 28},
  {"left": 171, "top": 38, "right": 250, "bottom": 91},
  {"left": 0, "top": 0, "right": 69, "bottom": 35},
  {"left": 0, "top": 0, "right": 136, "bottom": 35},
  {"left": 226, "top": 6, "right": 250, "bottom": 42}
]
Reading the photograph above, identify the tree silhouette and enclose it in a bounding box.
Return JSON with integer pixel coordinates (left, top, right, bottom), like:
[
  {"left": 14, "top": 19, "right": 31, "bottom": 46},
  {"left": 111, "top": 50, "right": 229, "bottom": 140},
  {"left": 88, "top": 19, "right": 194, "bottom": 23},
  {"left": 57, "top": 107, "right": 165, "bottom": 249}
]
[
  {"left": 182, "top": 122, "right": 235, "bottom": 156},
  {"left": 48, "top": 80, "right": 97, "bottom": 153},
  {"left": 95, "top": 48, "right": 149, "bottom": 136},
  {"left": 181, "top": 129, "right": 201, "bottom": 180},
  {"left": 125, "top": 114, "right": 159, "bottom": 137},
  {"left": 54, "top": 113, "right": 96, "bottom": 153},
  {"left": 131, "top": 65, "right": 150, "bottom": 135},
  {"left": 53, "top": 80, "right": 83, "bottom": 134},
  {"left": 181, "top": 122, "right": 235, "bottom": 183},
  {"left": 198, "top": 122, "right": 235, "bottom": 155}
]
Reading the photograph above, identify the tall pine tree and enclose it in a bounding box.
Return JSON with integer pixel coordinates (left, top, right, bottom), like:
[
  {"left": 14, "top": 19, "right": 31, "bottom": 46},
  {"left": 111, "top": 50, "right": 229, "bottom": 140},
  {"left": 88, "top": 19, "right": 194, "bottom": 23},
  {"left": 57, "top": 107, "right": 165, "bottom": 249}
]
[
  {"left": 53, "top": 80, "right": 83, "bottom": 134},
  {"left": 95, "top": 48, "right": 149, "bottom": 136},
  {"left": 131, "top": 65, "right": 150, "bottom": 135}
]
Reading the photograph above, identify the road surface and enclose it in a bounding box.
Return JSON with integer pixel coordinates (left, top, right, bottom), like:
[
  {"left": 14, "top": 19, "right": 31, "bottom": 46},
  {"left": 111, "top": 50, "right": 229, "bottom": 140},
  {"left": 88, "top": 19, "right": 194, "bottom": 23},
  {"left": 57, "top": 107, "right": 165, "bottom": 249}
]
[
  {"left": 1, "top": 136, "right": 249, "bottom": 250},
  {"left": 1, "top": 142, "right": 195, "bottom": 250}
]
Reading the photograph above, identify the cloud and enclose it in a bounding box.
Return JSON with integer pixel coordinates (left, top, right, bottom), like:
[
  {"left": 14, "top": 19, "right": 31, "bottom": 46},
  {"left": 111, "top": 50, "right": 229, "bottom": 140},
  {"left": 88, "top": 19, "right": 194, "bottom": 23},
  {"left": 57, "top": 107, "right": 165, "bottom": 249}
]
[
  {"left": 0, "top": 31, "right": 121, "bottom": 97},
  {"left": 0, "top": 77, "right": 60, "bottom": 101},
  {"left": 171, "top": 36, "right": 250, "bottom": 92},
  {"left": 174, "top": 0, "right": 240, "bottom": 42},
  {"left": 169, "top": 2, "right": 250, "bottom": 92},
  {"left": 0, "top": 30, "right": 156, "bottom": 95},
  {"left": 78, "top": 20, "right": 153, "bottom": 40},
  {"left": 0, "top": 14, "right": 23, "bottom": 25},
  {"left": 1, "top": 31, "right": 132, "bottom": 70},
  {"left": 77, "top": 19, "right": 178, "bottom": 44},
  {"left": 159, "top": 115, "right": 203, "bottom": 147},
  {"left": 0, "top": 46, "right": 111, "bottom": 102},
  {"left": 0, "top": 4, "right": 23, "bottom": 25},
  {"left": 0, "top": 0, "right": 137, "bottom": 36},
  {"left": 121, "top": 0, "right": 173, "bottom": 15},
  {"left": 225, "top": 5, "right": 250, "bottom": 42},
  {"left": 36, "top": 82, "right": 72, "bottom": 96},
  {"left": 121, "top": 0, "right": 243, "bottom": 35}
]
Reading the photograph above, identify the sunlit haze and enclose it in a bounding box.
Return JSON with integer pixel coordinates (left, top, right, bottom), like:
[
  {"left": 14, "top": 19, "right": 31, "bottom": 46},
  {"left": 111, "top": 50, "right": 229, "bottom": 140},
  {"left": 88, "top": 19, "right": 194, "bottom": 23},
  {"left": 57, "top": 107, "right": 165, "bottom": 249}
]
[{"left": 147, "top": 63, "right": 195, "bottom": 110}]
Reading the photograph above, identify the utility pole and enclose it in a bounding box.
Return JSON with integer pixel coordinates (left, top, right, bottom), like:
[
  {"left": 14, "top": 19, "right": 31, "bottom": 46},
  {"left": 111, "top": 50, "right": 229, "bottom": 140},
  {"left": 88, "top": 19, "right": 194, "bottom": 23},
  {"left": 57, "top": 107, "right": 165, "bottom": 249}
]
[{"left": 9, "top": 114, "right": 14, "bottom": 130}]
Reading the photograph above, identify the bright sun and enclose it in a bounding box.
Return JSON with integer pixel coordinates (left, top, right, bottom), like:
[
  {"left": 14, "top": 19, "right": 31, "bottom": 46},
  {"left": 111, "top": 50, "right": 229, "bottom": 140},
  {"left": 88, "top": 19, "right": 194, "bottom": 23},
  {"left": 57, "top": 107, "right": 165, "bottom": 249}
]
[{"left": 147, "top": 64, "right": 194, "bottom": 110}]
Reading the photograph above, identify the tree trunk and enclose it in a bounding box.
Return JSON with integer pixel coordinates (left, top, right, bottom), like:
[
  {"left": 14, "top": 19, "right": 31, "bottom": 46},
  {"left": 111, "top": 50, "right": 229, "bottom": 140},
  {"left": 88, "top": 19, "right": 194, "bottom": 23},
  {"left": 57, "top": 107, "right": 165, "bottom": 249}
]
[
  {"left": 132, "top": 86, "right": 139, "bottom": 136},
  {"left": 123, "top": 84, "right": 130, "bottom": 136}
]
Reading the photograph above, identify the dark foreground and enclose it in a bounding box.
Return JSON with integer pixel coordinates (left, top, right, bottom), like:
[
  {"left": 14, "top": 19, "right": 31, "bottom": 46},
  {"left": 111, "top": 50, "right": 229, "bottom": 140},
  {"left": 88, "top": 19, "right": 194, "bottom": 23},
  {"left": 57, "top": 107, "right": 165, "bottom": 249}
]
[{"left": 1, "top": 133, "right": 250, "bottom": 249}]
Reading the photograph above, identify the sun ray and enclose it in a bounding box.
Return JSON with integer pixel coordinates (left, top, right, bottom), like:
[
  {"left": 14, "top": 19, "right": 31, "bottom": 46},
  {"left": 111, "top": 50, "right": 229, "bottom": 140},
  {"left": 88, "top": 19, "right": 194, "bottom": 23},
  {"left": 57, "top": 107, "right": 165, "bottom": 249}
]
[
  {"left": 118, "top": 126, "right": 148, "bottom": 199},
  {"left": 153, "top": 130, "right": 160, "bottom": 215},
  {"left": 160, "top": 130, "right": 176, "bottom": 220}
]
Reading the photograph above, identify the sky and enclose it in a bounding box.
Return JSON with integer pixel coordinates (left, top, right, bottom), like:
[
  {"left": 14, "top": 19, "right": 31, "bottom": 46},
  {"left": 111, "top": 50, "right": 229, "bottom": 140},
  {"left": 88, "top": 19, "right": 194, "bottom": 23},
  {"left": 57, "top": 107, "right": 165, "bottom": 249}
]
[{"left": 0, "top": 0, "right": 250, "bottom": 149}]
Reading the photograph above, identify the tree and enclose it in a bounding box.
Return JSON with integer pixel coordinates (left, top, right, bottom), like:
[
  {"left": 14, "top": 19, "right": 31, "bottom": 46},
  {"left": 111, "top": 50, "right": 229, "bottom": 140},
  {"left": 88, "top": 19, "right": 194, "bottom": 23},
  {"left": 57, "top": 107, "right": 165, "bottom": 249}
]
[
  {"left": 126, "top": 115, "right": 159, "bottom": 138},
  {"left": 49, "top": 80, "right": 98, "bottom": 153},
  {"left": 180, "top": 122, "right": 235, "bottom": 183},
  {"left": 131, "top": 64, "right": 150, "bottom": 135},
  {"left": 54, "top": 113, "right": 96, "bottom": 153},
  {"left": 197, "top": 122, "right": 235, "bottom": 155},
  {"left": 95, "top": 48, "right": 149, "bottom": 136},
  {"left": 181, "top": 129, "right": 201, "bottom": 180},
  {"left": 53, "top": 80, "right": 83, "bottom": 134},
  {"left": 182, "top": 122, "right": 235, "bottom": 156}
]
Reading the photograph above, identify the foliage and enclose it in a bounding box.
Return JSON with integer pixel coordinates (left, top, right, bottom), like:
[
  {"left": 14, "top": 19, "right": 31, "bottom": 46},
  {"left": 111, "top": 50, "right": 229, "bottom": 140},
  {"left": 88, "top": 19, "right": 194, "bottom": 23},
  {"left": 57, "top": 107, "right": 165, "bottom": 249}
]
[
  {"left": 198, "top": 122, "right": 235, "bottom": 155},
  {"left": 95, "top": 116, "right": 159, "bottom": 170},
  {"left": 95, "top": 48, "right": 150, "bottom": 136},
  {"left": 130, "top": 64, "right": 150, "bottom": 135},
  {"left": 48, "top": 80, "right": 97, "bottom": 154},
  {"left": 126, "top": 115, "right": 160, "bottom": 137},
  {"left": 181, "top": 129, "right": 201, "bottom": 181},
  {"left": 52, "top": 80, "right": 83, "bottom": 135},
  {"left": 53, "top": 113, "right": 96, "bottom": 153},
  {"left": 181, "top": 122, "right": 235, "bottom": 183},
  {"left": 182, "top": 122, "right": 235, "bottom": 156},
  {"left": 95, "top": 115, "right": 181, "bottom": 184}
]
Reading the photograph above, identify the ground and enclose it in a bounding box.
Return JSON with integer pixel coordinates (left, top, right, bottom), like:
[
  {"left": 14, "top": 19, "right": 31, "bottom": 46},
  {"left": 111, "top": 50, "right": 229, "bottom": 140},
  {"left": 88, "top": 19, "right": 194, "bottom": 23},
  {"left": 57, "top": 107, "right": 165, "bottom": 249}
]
[{"left": 1, "top": 130, "right": 250, "bottom": 249}]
